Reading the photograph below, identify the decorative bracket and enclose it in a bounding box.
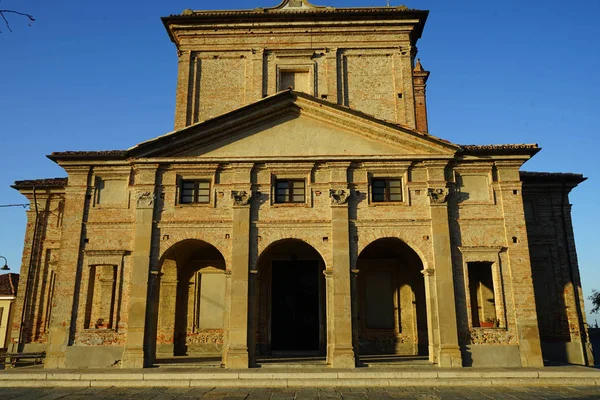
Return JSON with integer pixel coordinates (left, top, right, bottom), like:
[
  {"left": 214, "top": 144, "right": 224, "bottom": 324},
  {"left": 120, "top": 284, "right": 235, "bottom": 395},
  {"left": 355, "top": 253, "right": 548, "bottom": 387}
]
[
  {"left": 231, "top": 190, "right": 251, "bottom": 206},
  {"left": 330, "top": 189, "right": 350, "bottom": 205},
  {"left": 427, "top": 188, "right": 448, "bottom": 204},
  {"left": 136, "top": 191, "right": 156, "bottom": 208}
]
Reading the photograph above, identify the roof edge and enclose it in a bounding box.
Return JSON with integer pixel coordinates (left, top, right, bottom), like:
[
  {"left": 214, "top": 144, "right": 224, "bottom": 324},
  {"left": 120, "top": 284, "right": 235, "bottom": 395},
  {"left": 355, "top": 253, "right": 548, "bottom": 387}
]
[
  {"left": 12, "top": 177, "right": 68, "bottom": 190},
  {"left": 47, "top": 150, "right": 128, "bottom": 163},
  {"left": 460, "top": 144, "right": 541, "bottom": 156},
  {"left": 520, "top": 171, "right": 587, "bottom": 184}
]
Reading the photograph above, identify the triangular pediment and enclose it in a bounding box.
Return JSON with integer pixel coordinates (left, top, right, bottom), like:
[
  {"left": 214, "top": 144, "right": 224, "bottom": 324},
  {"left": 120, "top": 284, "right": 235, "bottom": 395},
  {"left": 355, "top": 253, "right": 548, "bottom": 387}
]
[{"left": 129, "top": 91, "right": 459, "bottom": 160}]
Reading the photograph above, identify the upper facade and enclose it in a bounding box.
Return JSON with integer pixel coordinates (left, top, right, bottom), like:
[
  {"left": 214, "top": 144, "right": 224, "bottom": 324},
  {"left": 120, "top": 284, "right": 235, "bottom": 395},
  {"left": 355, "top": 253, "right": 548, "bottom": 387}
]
[{"left": 163, "top": 0, "right": 431, "bottom": 131}]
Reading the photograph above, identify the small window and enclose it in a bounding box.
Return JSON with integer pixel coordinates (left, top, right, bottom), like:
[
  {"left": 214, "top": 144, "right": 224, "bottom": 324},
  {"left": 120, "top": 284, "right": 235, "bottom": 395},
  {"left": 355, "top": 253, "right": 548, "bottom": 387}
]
[
  {"left": 372, "top": 178, "right": 402, "bottom": 202},
  {"left": 180, "top": 180, "right": 211, "bottom": 204},
  {"left": 275, "top": 179, "right": 305, "bottom": 203},
  {"left": 279, "top": 70, "right": 309, "bottom": 92}
]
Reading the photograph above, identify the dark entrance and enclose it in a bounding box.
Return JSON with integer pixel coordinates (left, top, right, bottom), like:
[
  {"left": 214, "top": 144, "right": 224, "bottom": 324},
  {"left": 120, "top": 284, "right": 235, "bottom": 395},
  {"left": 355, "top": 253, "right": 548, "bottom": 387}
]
[{"left": 271, "top": 261, "right": 319, "bottom": 351}]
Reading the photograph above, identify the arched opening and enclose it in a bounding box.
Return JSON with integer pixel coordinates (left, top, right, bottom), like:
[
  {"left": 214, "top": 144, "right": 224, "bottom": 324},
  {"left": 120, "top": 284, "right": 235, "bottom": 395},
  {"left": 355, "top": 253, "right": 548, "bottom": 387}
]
[
  {"left": 153, "top": 239, "right": 226, "bottom": 364},
  {"left": 254, "top": 239, "right": 327, "bottom": 361},
  {"left": 356, "top": 238, "right": 428, "bottom": 364}
]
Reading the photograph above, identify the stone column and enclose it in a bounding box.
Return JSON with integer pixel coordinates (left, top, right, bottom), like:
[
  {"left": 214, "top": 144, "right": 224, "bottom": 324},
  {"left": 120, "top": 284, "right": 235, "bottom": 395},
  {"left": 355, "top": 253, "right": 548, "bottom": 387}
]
[
  {"left": 247, "top": 269, "right": 259, "bottom": 367},
  {"left": 350, "top": 268, "right": 360, "bottom": 367},
  {"left": 121, "top": 164, "right": 158, "bottom": 368},
  {"left": 222, "top": 165, "right": 253, "bottom": 369},
  {"left": 328, "top": 174, "right": 355, "bottom": 368},
  {"left": 496, "top": 161, "right": 544, "bottom": 367},
  {"left": 426, "top": 161, "right": 462, "bottom": 367},
  {"left": 421, "top": 268, "right": 439, "bottom": 364},
  {"left": 45, "top": 166, "right": 91, "bottom": 369}
]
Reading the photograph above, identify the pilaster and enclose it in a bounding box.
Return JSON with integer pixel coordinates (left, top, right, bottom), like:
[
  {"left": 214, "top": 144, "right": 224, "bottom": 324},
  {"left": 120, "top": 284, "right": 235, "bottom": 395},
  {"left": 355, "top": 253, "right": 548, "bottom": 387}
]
[
  {"left": 174, "top": 50, "right": 192, "bottom": 130},
  {"left": 45, "top": 166, "right": 91, "bottom": 369},
  {"left": 398, "top": 46, "right": 416, "bottom": 129},
  {"left": 222, "top": 163, "right": 253, "bottom": 369},
  {"left": 496, "top": 161, "right": 544, "bottom": 367},
  {"left": 326, "top": 48, "right": 339, "bottom": 104},
  {"left": 121, "top": 164, "right": 159, "bottom": 368},
  {"left": 327, "top": 162, "right": 355, "bottom": 368},
  {"left": 425, "top": 161, "right": 462, "bottom": 368}
]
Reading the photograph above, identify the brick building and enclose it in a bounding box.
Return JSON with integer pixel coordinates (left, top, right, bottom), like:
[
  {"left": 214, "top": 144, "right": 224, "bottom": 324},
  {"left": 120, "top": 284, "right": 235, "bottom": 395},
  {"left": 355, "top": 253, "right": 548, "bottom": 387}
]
[{"left": 9, "top": 0, "right": 593, "bottom": 369}]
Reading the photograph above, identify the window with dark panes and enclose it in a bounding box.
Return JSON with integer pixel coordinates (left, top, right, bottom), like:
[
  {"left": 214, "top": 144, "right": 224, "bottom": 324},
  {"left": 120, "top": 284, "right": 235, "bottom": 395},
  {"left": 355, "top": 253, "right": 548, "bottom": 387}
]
[
  {"left": 372, "top": 178, "right": 402, "bottom": 202},
  {"left": 275, "top": 180, "right": 305, "bottom": 203},
  {"left": 180, "top": 180, "right": 211, "bottom": 204}
]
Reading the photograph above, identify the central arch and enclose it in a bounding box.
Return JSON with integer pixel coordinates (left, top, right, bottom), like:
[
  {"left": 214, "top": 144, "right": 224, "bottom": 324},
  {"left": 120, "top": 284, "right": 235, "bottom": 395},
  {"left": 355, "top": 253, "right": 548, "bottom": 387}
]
[
  {"left": 253, "top": 239, "right": 327, "bottom": 357},
  {"left": 356, "top": 237, "right": 429, "bottom": 363}
]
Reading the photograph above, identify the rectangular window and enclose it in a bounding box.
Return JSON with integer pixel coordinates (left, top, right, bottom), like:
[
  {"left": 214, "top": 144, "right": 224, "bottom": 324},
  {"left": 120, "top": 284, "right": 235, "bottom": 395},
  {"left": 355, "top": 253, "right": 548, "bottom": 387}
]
[
  {"left": 468, "top": 262, "right": 497, "bottom": 328},
  {"left": 180, "top": 180, "right": 210, "bottom": 204},
  {"left": 275, "top": 180, "right": 305, "bottom": 203},
  {"left": 372, "top": 178, "right": 402, "bottom": 202},
  {"left": 279, "top": 70, "right": 309, "bottom": 92}
]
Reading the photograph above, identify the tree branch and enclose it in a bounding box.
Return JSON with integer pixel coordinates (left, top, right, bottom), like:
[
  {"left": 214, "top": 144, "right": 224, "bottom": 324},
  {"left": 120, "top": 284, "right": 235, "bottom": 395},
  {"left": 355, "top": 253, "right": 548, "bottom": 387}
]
[{"left": 0, "top": 9, "right": 35, "bottom": 33}]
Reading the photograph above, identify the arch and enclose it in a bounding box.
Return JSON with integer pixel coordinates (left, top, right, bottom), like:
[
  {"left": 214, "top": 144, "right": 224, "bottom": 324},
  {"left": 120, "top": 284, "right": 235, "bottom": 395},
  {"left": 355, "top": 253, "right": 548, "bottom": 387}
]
[
  {"left": 252, "top": 238, "right": 327, "bottom": 359},
  {"left": 158, "top": 233, "right": 231, "bottom": 268},
  {"left": 257, "top": 237, "right": 328, "bottom": 268},
  {"left": 357, "top": 234, "right": 430, "bottom": 271},
  {"left": 255, "top": 233, "right": 331, "bottom": 269},
  {"left": 355, "top": 237, "right": 429, "bottom": 362},
  {"left": 150, "top": 239, "right": 227, "bottom": 364}
]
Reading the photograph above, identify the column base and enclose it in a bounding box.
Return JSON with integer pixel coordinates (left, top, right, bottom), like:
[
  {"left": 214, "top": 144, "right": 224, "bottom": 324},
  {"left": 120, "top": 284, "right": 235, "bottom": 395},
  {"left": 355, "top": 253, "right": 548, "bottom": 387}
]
[
  {"left": 329, "top": 347, "right": 356, "bottom": 369},
  {"left": 44, "top": 352, "right": 67, "bottom": 369},
  {"left": 437, "top": 346, "right": 462, "bottom": 368},
  {"left": 222, "top": 348, "right": 249, "bottom": 369},
  {"left": 121, "top": 348, "right": 145, "bottom": 368}
]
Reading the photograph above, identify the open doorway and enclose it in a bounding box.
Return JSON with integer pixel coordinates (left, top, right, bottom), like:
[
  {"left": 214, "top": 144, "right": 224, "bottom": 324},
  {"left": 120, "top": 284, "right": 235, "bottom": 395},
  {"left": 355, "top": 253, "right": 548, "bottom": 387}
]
[{"left": 254, "top": 239, "right": 326, "bottom": 363}]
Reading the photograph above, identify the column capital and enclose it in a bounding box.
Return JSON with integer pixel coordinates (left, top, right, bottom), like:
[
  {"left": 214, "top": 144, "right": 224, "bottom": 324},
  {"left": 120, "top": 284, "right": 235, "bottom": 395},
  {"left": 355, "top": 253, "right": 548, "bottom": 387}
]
[
  {"left": 427, "top": 188, "right": 448, "bottom": 205},
  {"left": 421, "top": 268, "right": 435, "bottom": 277},
  {"left": 231, "top": 190, "right": 252, "bottom": 206},
  {"left": 136, "top": 191, "right": 156, "bottom": 209},
  {"left": 330, "top": 189, "right": 350, "bottom": 205}
]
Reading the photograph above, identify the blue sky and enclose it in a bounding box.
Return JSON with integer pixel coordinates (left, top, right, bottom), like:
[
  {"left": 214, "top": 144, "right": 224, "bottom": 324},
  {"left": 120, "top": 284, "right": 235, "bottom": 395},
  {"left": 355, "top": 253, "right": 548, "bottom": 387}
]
[{"left": 1, "top": 0, "right": 599, "bottom": 322}]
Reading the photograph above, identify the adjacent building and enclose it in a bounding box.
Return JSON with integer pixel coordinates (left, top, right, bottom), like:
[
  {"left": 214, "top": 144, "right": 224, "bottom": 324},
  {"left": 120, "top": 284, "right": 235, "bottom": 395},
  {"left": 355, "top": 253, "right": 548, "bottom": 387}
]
[
  {"left": 9, "top": 0, "right": 593, "bottom": 369},
  {"left": 0, "top": 273, "right": 19, "bottom": 351}
]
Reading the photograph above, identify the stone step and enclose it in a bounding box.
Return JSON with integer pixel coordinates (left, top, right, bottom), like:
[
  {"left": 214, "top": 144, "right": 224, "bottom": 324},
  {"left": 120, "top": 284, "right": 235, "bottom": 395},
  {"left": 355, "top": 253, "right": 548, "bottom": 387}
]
[{"left": 1, "top": 367, "right": 599, "bottom": 388}]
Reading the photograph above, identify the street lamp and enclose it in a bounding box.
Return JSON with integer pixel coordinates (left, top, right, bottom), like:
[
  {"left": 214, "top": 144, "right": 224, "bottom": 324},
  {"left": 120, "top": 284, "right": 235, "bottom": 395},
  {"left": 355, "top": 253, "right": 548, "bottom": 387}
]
[{"left": 0, "top": 255, "right": 9, "bottom": 271}]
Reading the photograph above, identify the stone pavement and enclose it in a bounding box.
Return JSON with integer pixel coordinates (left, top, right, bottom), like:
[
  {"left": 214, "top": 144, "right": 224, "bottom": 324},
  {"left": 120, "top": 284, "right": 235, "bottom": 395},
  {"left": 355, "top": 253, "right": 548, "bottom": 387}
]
[{"left": 2, "top": 386, "right": 600, "bottom": 400}]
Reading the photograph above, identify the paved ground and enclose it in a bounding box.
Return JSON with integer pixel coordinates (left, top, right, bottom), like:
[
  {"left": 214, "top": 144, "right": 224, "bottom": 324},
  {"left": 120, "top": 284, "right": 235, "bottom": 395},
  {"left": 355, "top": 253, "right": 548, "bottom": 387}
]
[{"left": 2, "top": 386, "right": 600, "bottom": 400}]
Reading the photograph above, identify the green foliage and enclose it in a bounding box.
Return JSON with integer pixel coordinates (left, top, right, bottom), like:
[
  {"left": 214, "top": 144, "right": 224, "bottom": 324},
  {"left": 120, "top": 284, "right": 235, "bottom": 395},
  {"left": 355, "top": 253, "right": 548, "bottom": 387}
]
[{"left": 589, "top": 289, "right": 600, "bottom": 314}]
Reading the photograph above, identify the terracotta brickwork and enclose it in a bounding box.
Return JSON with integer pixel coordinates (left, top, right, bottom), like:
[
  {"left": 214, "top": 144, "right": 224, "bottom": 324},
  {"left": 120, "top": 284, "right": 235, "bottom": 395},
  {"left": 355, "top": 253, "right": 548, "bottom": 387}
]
[{"left": 8, "top": 0, "right": 592, "bottom": 369}]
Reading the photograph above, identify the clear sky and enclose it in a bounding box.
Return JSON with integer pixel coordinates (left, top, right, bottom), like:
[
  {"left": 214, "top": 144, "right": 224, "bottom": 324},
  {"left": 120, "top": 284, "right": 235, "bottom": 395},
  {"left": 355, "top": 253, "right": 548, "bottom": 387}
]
[{"left": 1, "top": 0, "right": 599, "bottom": 322}]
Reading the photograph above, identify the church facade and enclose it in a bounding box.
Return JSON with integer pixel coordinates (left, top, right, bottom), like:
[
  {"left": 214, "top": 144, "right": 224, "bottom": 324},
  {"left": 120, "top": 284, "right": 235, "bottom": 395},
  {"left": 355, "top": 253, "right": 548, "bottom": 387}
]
[{"left": 9, "top": 0, "right": 593, "bottom": 369}]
